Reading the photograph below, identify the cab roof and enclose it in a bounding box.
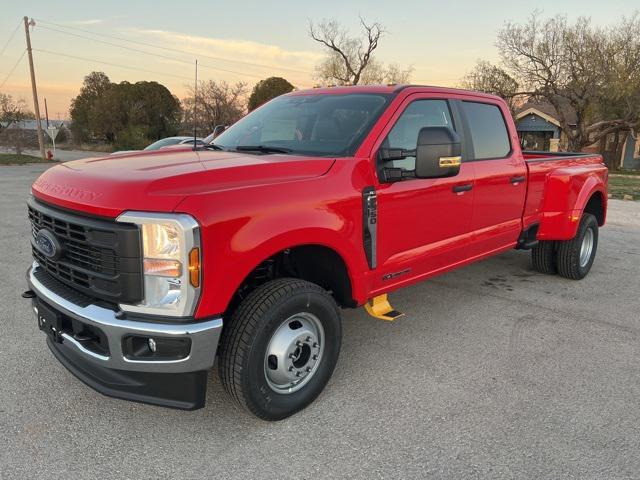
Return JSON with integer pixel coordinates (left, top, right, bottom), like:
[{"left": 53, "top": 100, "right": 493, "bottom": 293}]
[{"left": 289, "top": 84, "right": 503, "bottom": 102}]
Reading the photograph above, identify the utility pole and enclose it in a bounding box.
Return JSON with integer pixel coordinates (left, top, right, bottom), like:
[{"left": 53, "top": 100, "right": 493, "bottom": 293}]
[{"left": 23, "top": 16, "right": 45, "bottom": 160}]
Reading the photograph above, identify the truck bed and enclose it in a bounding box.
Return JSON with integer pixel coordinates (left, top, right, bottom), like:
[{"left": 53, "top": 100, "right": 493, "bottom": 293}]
[{"left": 521, "top": 151, "right": 607, "bottom": 239}]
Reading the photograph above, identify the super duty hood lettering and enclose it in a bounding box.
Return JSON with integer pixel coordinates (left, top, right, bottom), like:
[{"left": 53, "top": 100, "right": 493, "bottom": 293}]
[{"left": 33, "top": 178, "right": 102, "bottom": 202}]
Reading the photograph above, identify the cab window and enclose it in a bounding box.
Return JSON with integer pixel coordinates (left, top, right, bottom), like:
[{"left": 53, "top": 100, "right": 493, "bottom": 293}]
[
  {"left": 462, "top": 101, "right": 511, "bottom": 159},
  {"left": 381, "top": 99, "right": 454, "bottom": 171}
]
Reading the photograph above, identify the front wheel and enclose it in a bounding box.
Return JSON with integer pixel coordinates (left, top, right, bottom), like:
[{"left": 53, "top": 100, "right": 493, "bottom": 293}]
[
  {"left": 556, "top": 213, "right": 599, "bottom": 280},
  {"left": 218, "top": 278, "right": 342, "bottom": 420}
]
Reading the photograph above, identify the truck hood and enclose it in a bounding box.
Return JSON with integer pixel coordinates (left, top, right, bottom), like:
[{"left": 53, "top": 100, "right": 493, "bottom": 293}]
[{"left": 32, "top": 149, "right": 336, "bottom": 217}]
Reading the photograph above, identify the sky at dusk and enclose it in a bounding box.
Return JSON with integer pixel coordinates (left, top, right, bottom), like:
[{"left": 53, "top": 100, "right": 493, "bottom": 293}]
[{"left": 1, "top": 0, "right": 637, "bottom": 118}]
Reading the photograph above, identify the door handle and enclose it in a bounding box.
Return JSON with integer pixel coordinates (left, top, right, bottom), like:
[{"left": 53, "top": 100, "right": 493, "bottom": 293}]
[
  {"left": 510, "top": 175, "right": 526, "bottom": 184},
  {"left": 452, "top": 184, "right": 473, "bottom": 193}
]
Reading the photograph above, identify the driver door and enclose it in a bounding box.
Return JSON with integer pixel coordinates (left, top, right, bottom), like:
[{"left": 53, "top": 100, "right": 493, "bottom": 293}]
[{"left": 371, "top": 96, "right": 475, "bottom": 292}]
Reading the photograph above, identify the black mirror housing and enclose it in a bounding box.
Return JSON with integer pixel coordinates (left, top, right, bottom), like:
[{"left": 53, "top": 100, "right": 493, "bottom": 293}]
[
  {"left": 415, "top": 127, "right": 462, "bottom": 179},
  {"left": 212, "top": 125, "right": 227, "bottom": 138}
]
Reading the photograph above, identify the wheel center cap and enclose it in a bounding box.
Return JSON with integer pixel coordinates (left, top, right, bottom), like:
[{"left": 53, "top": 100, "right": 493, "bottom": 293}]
[
  {"left": 291, "top": 341, "right": 313, "bottom": 368},
  {"left": 292, "top": 346, "right": 302, "bottom": 361},
  {"left": 264, "top": 313, "right": 325, "bottom": 393}
]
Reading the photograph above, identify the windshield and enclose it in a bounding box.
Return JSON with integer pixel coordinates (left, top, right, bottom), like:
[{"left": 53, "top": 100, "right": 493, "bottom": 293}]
[{"left": 212, "top": 93, "right": 391, "bottom": 156}]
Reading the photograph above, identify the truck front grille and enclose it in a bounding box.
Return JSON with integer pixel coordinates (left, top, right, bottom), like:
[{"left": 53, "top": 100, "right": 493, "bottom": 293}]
[
  {"left": 32, "top": 266, "right": 94, "bottom": 307},
  {"left": 28, "top": 198, "right": 144, "bottom": 305},
  {"left": 29, "top": 207, "right": 118, "bottom": 276}
]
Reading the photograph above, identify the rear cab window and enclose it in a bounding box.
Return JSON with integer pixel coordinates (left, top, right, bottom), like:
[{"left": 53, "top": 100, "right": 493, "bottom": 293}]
[{"left": 462, "top": 101, "right": 511, "bottom": 160}]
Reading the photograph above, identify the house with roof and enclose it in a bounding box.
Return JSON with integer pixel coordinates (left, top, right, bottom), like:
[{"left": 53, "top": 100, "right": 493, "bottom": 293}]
[
  {"left": 515, "top": 102, "right": 639, "bottom": 170},
  {"left": 0, "top": 119, "right": 69, "bottom": 148},
  {"left": 0, "top": 119, "right": 68, "bottom": 133}
]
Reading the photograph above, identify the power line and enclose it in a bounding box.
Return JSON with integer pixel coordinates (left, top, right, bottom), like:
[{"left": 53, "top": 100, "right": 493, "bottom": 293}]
[
  {"left": 36, "top": 24, "right": 268, "bottom": 80},
  {"left": 0, "top": 49, "right": 26, "bottom": 90},
  {"left": 35, "top": 18, "right": 311, "bottom": 76},
  {"left": 33, "top": 49, "right": 194, "bottom": 81},
  {"left": 0, "top": 19, "right": 21, "bottom": 56}
]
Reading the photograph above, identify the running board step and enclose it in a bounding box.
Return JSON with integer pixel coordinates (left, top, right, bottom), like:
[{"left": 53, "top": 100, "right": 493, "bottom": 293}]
[
  {"left": 516, "top": 223, "right": 540, "bottom": 250},
  {"left": 364, "top": 294, "right": 404, "bottom": 321}
]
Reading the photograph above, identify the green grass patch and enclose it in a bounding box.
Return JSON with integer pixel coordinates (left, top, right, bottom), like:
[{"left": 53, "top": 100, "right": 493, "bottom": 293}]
[
  {"left": 610, "top": 169, "right": 640, "bottom": 176},
  {"left": 0, "top": 153, "right": 52, "bottom": 165},
  {"left": 609, "top": 175, "right": 640, "bottom": 200}
]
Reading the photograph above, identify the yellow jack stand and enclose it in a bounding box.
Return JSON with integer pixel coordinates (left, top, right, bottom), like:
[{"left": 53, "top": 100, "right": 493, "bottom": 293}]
[{"left": 364, "top": 294, "right": 404, "bottom": 321}]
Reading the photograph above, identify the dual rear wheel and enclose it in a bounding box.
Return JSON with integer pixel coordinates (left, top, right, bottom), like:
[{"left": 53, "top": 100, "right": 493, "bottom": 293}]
[{"left": 531, "top": 213, "right": 599, "bottom": 279}]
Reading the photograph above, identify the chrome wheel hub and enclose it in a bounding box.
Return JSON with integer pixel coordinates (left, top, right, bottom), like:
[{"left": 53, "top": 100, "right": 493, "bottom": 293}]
[
  {"left": 264, "top": 312, "right": 324, "bottom": 394},
  {"left": 579, "top": 228, "right": 594, "bottom": 268}
]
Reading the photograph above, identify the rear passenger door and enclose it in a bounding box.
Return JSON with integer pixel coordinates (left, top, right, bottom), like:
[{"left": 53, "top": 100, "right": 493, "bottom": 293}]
[{"left": 460, "top": 101, "right": 527, "bottom": 254}]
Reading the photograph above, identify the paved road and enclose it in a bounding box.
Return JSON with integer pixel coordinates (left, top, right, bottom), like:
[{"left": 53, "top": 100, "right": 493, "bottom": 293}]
[{"left": 1, "top": 164, "right": 639, "bottom": 479}]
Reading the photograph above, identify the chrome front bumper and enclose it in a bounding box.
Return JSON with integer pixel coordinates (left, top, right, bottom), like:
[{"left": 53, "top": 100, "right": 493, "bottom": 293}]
[{"left": 27, "top": 263, "right": 222, "bottom": 374}]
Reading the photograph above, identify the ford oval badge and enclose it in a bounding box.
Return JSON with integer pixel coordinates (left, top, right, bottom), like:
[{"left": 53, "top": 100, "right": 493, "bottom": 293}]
[{"left": 35, "top": 229, "right": 63, "bottom": 260}]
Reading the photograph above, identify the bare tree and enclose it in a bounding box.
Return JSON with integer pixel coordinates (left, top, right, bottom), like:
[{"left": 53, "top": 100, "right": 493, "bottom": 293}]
[
  {"left": 0, "top": 93, "right": 34, "bottom": 131},
  {"left": 460, "top": 12, "right": 640, "bottom": 155},
  {"left": 0, "top": 93, "right": 35, "bottom": 153},
  {"left": 590, "top": 14, "right": 640, "bottom": 142},
  {"left": 497, "top": 14, "right": 597, "bottom": 150},
  {"left": 360, "top": 59, "right": 414, "bottom": 85},
  {"left": 459, "top": 61, "right": 521, "bottom": 111},
  {"left": 309, "top": 17, "right": 411, "bottom": 85},
  {"left": 183, "top": 80, "right": 248, "bottom": 136},
  {"left": 494, "top": 12, "right": 640, "bottom": 152}
]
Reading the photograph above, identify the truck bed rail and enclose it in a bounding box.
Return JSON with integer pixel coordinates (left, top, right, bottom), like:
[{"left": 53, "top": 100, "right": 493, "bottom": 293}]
[{"left": 523, "top": 151, "right": 599, "bottom": 163}]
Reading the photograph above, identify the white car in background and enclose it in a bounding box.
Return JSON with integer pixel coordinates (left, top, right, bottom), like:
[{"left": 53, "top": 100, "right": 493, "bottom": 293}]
[{"left": 111, "top": 136, "right": 205, "bottom": 155}]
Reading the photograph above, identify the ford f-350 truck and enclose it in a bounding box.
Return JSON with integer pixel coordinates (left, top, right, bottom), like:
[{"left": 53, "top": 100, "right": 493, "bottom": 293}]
[{"left": 24, "top": 85, "right": 607, "bottom": 420}]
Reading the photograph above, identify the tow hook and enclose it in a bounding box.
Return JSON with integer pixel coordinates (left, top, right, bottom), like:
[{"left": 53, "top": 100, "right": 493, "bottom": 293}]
[
  {"left": 22, "top": 289, "right": 36, "bottom": 299},
  {"left": 51, "top": 328, "right": 63, "bottom": 344},
  {"left": 73, "top": 332, "right": 98, "bottom": 343}
]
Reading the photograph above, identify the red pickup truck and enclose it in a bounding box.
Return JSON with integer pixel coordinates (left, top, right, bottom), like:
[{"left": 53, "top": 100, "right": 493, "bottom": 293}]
[{"left": 25, "top": 85, "right": 607, "bottom": 420}]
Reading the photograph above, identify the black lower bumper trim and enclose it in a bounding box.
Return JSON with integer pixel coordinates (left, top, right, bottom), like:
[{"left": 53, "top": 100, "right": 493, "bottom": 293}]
[{"left": 47, "top": 338, "right": 208, "bottom": 410}]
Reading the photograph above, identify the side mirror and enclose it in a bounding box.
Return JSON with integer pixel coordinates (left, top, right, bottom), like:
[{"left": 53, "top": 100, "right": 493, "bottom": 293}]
[
  {"left": 415, "top": 127, "right": 462, "bottom": 179},
  {"left": 212, "top": 125, "right": 227, "bottom": 138}
]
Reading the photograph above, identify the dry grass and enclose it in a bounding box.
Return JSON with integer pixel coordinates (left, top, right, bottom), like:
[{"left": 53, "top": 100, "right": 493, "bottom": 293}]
[{"left": 0, "top": 153, "right": 52, "bottom": 165}]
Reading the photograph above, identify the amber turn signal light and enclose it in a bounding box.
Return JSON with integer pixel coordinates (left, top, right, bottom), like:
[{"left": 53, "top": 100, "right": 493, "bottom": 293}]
[{"left": 188, "top": 247, "right": 200, "bottom": 287}]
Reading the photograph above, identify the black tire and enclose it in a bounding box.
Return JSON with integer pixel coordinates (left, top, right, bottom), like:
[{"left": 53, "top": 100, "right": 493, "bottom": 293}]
[
  {"left": 531, "top": 240, "right": 557, "bottom": 274},
  {"left": 218, "top": 278, "right": 342, "bottom": 420},
  {"left": 556, "top": 213, "right": 599, "bottom": 280}
]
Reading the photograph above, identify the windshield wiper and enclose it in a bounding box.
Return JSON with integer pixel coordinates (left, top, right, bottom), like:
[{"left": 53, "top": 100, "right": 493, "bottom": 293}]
[
  {"left": 234, "top": 145, "right": 292, "bottom": 154},
  {"left": 199, "top": 143, "right": 225, "bottom": 150}
]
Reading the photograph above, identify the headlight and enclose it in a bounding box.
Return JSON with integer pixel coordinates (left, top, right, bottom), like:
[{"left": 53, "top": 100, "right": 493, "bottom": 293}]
[{"left": 116, "top": 212, "right": 201, "bottom": 317}]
